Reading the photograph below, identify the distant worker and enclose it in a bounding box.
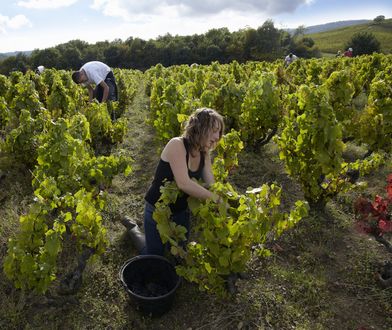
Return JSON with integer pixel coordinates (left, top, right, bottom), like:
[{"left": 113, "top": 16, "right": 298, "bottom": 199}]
[
  {"left": 335, "top": 50, "right": 341, "bottom": 57},
  {"left": 343, "top": 48, "right": 353, "bottom": 57},
  {"left": 284, "top": 53, "right": 298, "bottom": 67},
  {"left": 72, "top": 61, "right": 118, "bottom": 103},
  {"left": 36, "top": 65, "right": 45, "bottom": 74}
]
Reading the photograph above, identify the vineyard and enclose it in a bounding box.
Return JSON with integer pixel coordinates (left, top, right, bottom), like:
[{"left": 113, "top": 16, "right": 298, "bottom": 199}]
[{"left": 0, "top": 55, "right": 391, "bottom": 329}]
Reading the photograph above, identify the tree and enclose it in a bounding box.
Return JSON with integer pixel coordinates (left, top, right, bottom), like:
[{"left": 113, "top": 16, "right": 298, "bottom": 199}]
[
  {"left": 302, "top": 37, "right": 315, "bottom": 48},
  {"left": 44, "top": 40, "right": 87, "bottom": 69},
  {"left": 205, "top": 45, "right": 222, "bottom": 63},
  {"left": 30, "top": 48, "right": 61, "bottom": 69},
  {"left": 293, "top": 25, "right": 306, "bottom": 39},
  {"left": 243, "top": 27, "right": 259, "bottom": 60},
  {"left": 59, "top": 46, "right": 82, "bottom": 69},
  {"left": 287, "top": 25, "right": 320, "bottom": 59},
  {"left": 373, "top": 15, "right": 385, "bottom": 24},
  {"left": 103, "top": 43, "right": 128, "bottom": 68},
  {"left": 256, "top": 20, "right": 283, "bottom": 60},
  {"left": 346, "top": 32, "right": 381, "bottom": 56},
  {"left": 226, "top": 31, "right": 246, "bottom": 62},
  {"left": 289, "top": 35, "right": 320, "bottom": 58},
  {"left": 0, "top": 53, "right": 29, "bottom": 75},
  {"left": 82, "top": 46, "right": 105, "bottom": 64}
]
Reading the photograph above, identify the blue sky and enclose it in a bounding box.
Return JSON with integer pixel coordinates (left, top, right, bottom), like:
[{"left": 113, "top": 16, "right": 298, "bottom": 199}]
[{"left": 1, "top": 0, "right": 391, "bottom": 53}]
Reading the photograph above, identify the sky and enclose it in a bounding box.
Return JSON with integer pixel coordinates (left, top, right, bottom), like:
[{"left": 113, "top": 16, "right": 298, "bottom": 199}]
[{"left": 0, "top": 0, "right": 391, "bottom": 53}]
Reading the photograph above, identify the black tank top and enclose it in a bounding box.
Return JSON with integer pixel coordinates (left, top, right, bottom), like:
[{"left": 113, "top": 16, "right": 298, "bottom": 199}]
[{"left": 145, "top": 138, "right": 205, "bottom": 212}]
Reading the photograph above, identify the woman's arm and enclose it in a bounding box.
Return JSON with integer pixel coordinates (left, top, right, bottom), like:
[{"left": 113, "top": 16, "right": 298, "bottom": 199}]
[
  {"left": 162, "top": 138, "right": 215, "bottom": 200},
  {"left": 201, "top": 151, "right": 214, "bottom": 187}
]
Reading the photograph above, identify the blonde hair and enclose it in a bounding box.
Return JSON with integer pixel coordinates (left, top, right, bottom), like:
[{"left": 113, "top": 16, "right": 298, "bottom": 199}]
[{"left": 183, "top": 108, "right": 224, "bottom": 153}]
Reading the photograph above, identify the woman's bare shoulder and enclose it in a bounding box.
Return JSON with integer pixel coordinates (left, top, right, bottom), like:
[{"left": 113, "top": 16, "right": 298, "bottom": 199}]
[
  {"left": 169, "top": 136, "right": 183, "bottom": 143},
  {"left": 162, "top": 137, "right": 185, "bottom": 159},
  {"left": 165, "top": 137, "right": 184, "bottom": 149}
]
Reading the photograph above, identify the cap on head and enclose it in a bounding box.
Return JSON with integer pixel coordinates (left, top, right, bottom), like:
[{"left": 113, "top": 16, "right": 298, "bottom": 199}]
[{"left": 348, "top": 48, "right": 353, "bottom": 51}]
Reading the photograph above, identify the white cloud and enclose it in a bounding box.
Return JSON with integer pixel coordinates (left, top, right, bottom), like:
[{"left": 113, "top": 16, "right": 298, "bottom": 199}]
[
  {"left": 91, "top": 0, "right": 133, "bottom": 21},
  {"left": 0, "top": 14, "right": 32, "bottom": 34},
  {"left": 176, "top": 0, "right": 313, "bottom": 16},
  {"left": 90, "top": 0, "right": 313, "bottom": 21},
  {"left": 17, "top": 0, "right": 79, "bottom": 9}
]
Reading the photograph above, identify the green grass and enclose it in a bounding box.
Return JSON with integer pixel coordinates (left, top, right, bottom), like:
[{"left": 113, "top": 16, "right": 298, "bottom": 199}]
[
  {"left": 1, "top": 77, "right": 392, "bottom": 329},
  {"left": 309, "top": 19, "right": 392, "bottom": 55}
]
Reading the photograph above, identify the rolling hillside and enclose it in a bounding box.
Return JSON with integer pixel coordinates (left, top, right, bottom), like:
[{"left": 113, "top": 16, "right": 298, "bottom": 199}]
[
  {"left": 308, "top": 18, "right": 392, "bottom": 55},
  {"left": 286, "top": 19, "right": 371, "bottom": 35}
]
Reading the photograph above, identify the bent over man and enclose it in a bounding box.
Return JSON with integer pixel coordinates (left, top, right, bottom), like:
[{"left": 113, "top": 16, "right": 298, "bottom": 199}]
[{"left": 72, "top": 61, "right": 118, "bottom": 103}]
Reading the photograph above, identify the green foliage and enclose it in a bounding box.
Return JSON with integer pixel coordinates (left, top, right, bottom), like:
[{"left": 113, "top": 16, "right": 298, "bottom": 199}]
[
  {"left": 0, "top": 74, "right": 11, "bottom": 98},
  {"left": 147, "top": 57, "right": 390, "bottom": 211},
  {"left": 29, "top": 71, "right": 48, "bottom": 105},
  {"left": 0, "top": 96, "right": 10, "bottom": 130},
  {"left": 358, "top": 73, "right": 392, "bottom": 152},
  {"left": 324, "top": 70, "right": 356, "bottom": 138},
  {"left": 212, "top": 129, "right": 244, "bottom": 182},
  {"left": 276, "top": 83, "right": 385, "bottom": 208},
  {"left": 4, "top": 114, "right": 132, "bottom": 293},
  {"left": 153, "top": 132, "right": 308, "bottom": 296},
  {"left": 47, "top": 75, "right": 76, "bottom": 118},
  {"left": 276, "top": 84, "right": 346, "bottom": 207},
  {"left": 113, "top": 68, "right": 139, "bottom": 115},
  {"left": 4, "top": 202, "right": 61, "bottom": 293},
  {"left": 240, "top": 72, "right": 281, "bottom": 148},
  {"left": 7, "top": 77, "right": 44, "bottom": 118},
  {"left": 184, "top": 182, "right": 308, "bottom": 296},
  {"left": 2, "top": 68, "right": 137, "bottom": 293},
  {"left": 82, "top": 102, "right": 128, "bottom": 147},
  {"left": 154, "top": 178, "right": 308, "bottom": 296},
  {"left": 3, "top": 109, "right": 50, "bottom": 167}
]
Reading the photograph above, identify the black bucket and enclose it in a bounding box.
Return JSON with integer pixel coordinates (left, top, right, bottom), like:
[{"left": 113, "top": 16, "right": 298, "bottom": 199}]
[{"left": 119, "top": 255, "right": 181, "bottom": 317}]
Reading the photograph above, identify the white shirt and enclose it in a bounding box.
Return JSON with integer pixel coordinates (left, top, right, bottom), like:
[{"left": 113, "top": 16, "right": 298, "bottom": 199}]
[
  {"left": 37, "top": 65, "right": 45, "bottom": 74},
  {"left": 80, "top": 61, "right": 111, "bottom": 85},
  {"left": 285, "top": 54, "right": 298, "bottom": 65}
]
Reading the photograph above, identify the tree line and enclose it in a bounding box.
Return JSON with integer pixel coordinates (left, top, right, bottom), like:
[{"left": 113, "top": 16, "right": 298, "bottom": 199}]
[
  {"left": 1, "top": 17, "right": 384, "bottom": 75},
  {"left": 0, "top": 20, "right": 320, "bottom": 74}
]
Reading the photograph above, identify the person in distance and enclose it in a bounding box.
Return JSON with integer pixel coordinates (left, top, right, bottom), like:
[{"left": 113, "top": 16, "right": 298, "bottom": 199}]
[
  {"left": 343, "top": 47, "right": 353, "bottom": 57},
  {"left": 122, "top": 108, "right": 225, "bottom": 256},
  {"left": 72, "top": 61, "right": 118, "bottom": 103},
  {"left": 284, "top": 52, "right": 298, "bottom": 67},
  {"left": 35, "top": 65, "right": 45, "bottom": 74}
]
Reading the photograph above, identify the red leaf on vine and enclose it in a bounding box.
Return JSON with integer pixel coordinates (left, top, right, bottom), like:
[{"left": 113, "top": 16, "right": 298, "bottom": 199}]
[
  {"left": 378, "top": 219, "right": 392, "bottom": 233},
  {"left": 372, "top": 195, "right": 387, "bottom": 213},
  {"left": 354, "top": 174, "right": 392, "bottom": 236}
]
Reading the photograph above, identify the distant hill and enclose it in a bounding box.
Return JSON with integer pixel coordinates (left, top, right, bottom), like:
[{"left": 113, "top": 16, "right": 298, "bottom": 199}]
[
  {"left": 0, "top": 50, "right": 32, "bottom": 60},
  {"left": 286, "top": 20, "right": 371, "bottom": 35},
  {"left": 307, "top": 18, "right": 392, "bottom": 55},
  {"left": 304, "top": 20, "right": 371, "bottom": 34}
]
